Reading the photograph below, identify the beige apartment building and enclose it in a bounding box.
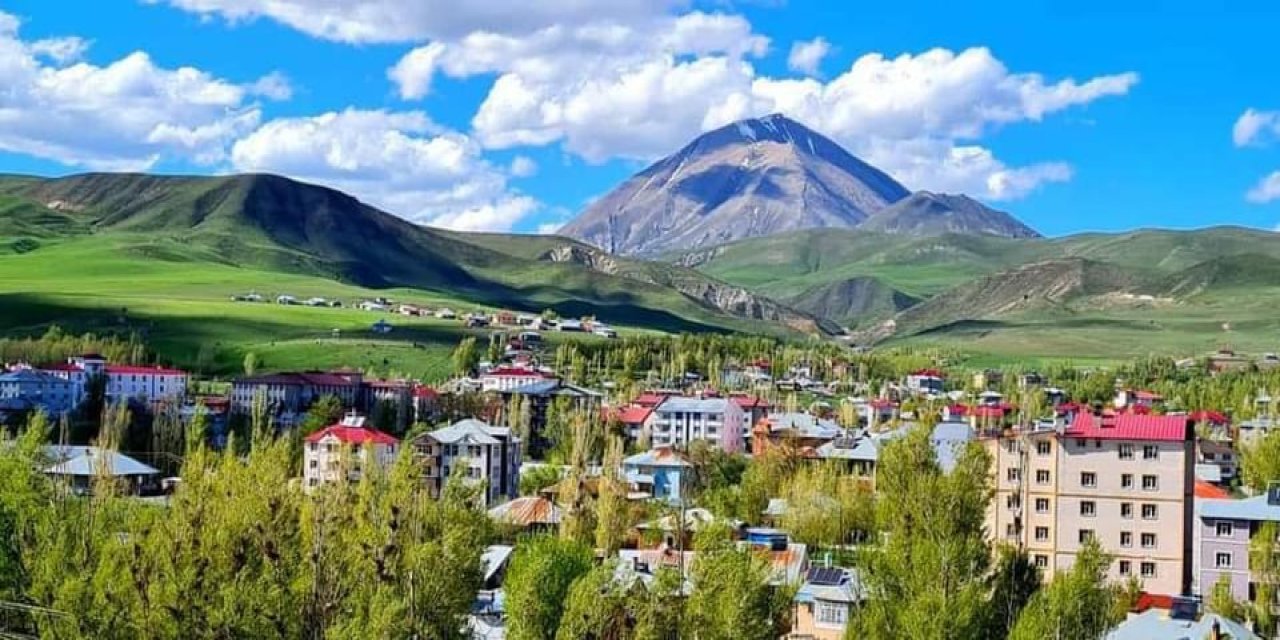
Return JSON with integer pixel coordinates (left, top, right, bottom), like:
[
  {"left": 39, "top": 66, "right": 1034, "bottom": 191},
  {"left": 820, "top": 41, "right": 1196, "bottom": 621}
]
[{"left": 985, "top": 412, "right": 1194, "bottom": 596}]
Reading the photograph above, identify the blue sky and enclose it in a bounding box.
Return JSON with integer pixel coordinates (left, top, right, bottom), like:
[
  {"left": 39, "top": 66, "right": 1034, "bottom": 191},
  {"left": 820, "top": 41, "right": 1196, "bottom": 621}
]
[{"left": 2, "top": 0, "right": 1279, "bottom": 236}]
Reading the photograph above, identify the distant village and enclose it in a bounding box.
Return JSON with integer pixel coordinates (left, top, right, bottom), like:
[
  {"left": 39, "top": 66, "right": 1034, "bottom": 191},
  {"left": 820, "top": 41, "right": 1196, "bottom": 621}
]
[{"left": 5, "top": 334, "right": 1280, "bottom": 639}]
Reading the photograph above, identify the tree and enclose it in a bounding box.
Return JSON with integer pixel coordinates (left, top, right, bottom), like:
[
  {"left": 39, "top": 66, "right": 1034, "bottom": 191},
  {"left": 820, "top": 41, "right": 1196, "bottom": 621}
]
[
  {"left": 242, "top": 351, "right": 258, "bottom": 377},
  {"left": 520, "top": 465, "right": 563, "bottom": 496},
  {"left": 685, "top": 522, "right": 793, "bottom": 640},
  {"left": 778, "top": 463, "right": 875, "bottom": 549},
  {"left": 300, "top": 395, "right": 345, "bottom": 436},
  {"left": 595, "top": 435, "right": 629, "bottom": 555},
  {"left": 452, "top": 337, "right": 479, "bottom": 377},
  {"left": 505, "top": 535, "right": 594, "bottom": 640},
  {"left": 1241, "top": 426, "right": 1280, "bottom": 493},
  {"left": 555, "top": 564, "right": 631, "bottom": 640},
  {"left": 984, "top": 545, "right": 1041, "bottom": 639},
  {"left": 848, "top": 425, "right": 993, "bottom": 639},
  {"left": 1008, "top": 539, "right": 1123, "bottom": 640}
]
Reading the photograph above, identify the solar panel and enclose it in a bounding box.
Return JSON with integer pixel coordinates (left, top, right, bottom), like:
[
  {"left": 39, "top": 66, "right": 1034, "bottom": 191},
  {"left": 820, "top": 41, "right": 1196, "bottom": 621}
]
[{"left": 806, "top": 566, "right": 845, "bottom": 586}]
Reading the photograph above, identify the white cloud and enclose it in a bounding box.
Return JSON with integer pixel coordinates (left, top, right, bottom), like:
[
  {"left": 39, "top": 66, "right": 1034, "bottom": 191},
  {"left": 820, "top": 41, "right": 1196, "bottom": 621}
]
[
  {"left": 1234, "top": 108, "right": 1280, "bottom": 147},
  {"left": 230, "top": 108, "right": 539, "bottom": 231},
  {"left": 787, "top": 37, "right": 829, "bottom": 76},
  {"left": 1247, "top": 171, "right": 1280, "bottom": 204},
  {"left": 246, "top": 70, "right": 293, "bottom": 100},
  {"left": 153, "top": 0, "right": 679, "bottom": 43},
  {"left": 387, "top": 42, "right": 445, "bottom": 99},
  {"left": 509, "top": 155, "right": 538, "bottom": 177},
  {"left": 535, "top": 221, "right": 564, "bottom": 235},
  {"left": 426, "top": 37, "right": 1133, "bottom": 197},
  {"left": 0, "top": 11, "right": 276, "bottom": 170}
]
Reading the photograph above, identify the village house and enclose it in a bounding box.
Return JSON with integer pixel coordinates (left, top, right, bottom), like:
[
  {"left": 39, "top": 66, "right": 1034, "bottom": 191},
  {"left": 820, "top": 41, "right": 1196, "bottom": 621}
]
[
  {"left": 43, "top": 445, "right": 161, "bottom": 496},
  {"left": 413, "top": 419, "right": 521, "bottom": 507},
  {"left": 479, "top": 364, "right": 555, "bottom": 392},
  {"left": 623, "top": 446, "right": 693, "bottom": 502},
  {"left": 905, "top": 368, "right": 946, "bottom": 397},
  {"left": 302, "top": 413, "right": 399, "bottom": 490},
  {"left": 789, "top": 566, "right": 863, "bottom": 640},
  {"left": 487, "top": 495, "right": 562, "bottom": 533},
  {"left": 985, "top": 413, "right": 1195, "bottom": 596},
  {"left": 751, "top": 412, "right": 842, "bottom": 457},
  {"left": 607, "top": 404, "right": 657, "bottom": 446},
  {"left": 1114, "top": 388, "right": 1164, "bottom": 412}
]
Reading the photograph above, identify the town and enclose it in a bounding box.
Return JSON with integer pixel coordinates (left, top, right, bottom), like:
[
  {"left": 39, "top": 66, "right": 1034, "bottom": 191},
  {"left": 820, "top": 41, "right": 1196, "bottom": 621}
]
[{"left": 2, "top": 328, "right": 1278, "bottom": 639}]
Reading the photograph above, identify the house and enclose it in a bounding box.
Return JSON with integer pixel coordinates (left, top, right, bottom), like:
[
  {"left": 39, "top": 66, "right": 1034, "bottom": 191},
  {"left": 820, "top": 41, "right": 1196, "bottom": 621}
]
[
  {"left": 1105, "top": 608, "right": 1256, "bottom": 640},
  {"left": 487, "top": 496, "right": 561, "bottom": 533},
  {"left": 984, "top": 413, "right": 1194, "bottom": 595},
  {"left": 364, "top": 379, "right": 414, "bottom": 430},
  {"left": 789, "top": 566, "right": 863, "bottom": 640},
  {"left": 496, "top": 378, "right": 601, "bottom": 455},
  {"left": 557, "top": 319, "right": 584, "bottom": 332},
  {"left": 276, "top": 295, "right": 298, "bottom": 305},
  {"left": 494, "top": 310, "right": 517, "bottom": 326},
  {"left": 0, "top": 368, "right": 77, "bottom": 416},
  {"left": 742, "top": 529, "right": 809, "bottom": 585},
  {"left": 40, "top": 354, "right": 187, "bottom": 406},
  {"left": 304, "top": 297, "right": 328, "bottom": 307},
  {"left": 44, "top": 445, "right": 160, "bottom": 495},
  {"left": 608, "top": 405, "right": 657, "bottom": 446},
  {"left": 231, "top": 370, "right": 363, "bottom": 425},
  {"left": 592, "top": 325, "right": 618, "bottom": 339},
  {"left": 649, "top": 395, "right": 745, "bottom": 453},
  {"left": 397, "top": 304, "right": 423, "bottom": 316},
  {"left": 435, "top": 307, "right": 456, "bottom": 319},
  {"left": 1196, "top": 438, "right": 1237, "bottom": 485},
  {"left": 357, "top": 300, "right": 389, "bottom": 312},
  {"left": 905, "top": 369, "right": 945, "bottom": 396},
  {"left": 468, "top": 545, "right": 514, "bottom": 640},
  {"left": 1114, "top": 389, "right": 1164, "bottom": 412},
  {"left": 1018, "top": 372, "right": 1046, "bottom": 389},
  {"left": 814, "top": 432, "right": 880, "bottom": 478},
  {"left": 480, "top": 365, "right": 554, "bottom": 393},
  {"left": 623, "top": 446, "right": 693, "bottom": 502},
  {"left": 730, "top": 394, "right": 771, "bottom": 428},
  {"left": 751, "top": 412, "right": 842, "bottom": 457},
  {"left": 1194, "top": 489, "right": 1280, "bottom": 606},
  {"left": 413, "top": 419, "right": 521, "bottom": 507},
  {"left": 411, "top": 384, "right": 439, "bottom": 424},
  {"left": 1208, "top": 348, "right": 1252, "bottom": 374},
  {"left": 634, "top": 507, "right": 724, "bottom": 549},
  {"left": 302, "top": 413, "right": 399, "bottom": 490}
]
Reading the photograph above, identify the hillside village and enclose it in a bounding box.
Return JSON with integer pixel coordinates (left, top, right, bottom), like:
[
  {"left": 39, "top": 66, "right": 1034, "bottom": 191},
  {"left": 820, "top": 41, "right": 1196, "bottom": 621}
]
[{"left": 4, "top": 328, "right": 1280, "bottom": 638}]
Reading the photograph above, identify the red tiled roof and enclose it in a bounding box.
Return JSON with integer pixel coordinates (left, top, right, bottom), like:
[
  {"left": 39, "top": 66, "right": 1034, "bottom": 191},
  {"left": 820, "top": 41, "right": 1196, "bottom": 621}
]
[
  {"left": 412, "top": 385, "right": 438, "bottom": 399},
  {"left": 617, "top": 406, "right": 654, "bottom": 424},
  {"left": 1065, "top": 413, "right": 1189, "bottom": 442},
  {"left": 305, "top": 424, "right": 399, "bottom": 445},
  {"left": 634, "top": 392, "right": 669, "bottom": 407},
  {"left": 910, "top": 368, "right": 944, "bottom": 378},
  {"left": 1134, "top": 390, "right": 1163, "bottom": 400},
  {"left": 1132, "top": 592, "right": 1175, "bottom": 613},
  {"left": 240, "top": 372, "right": 359, "bottom": 387},
  {"left": 730, "top": 395, "right": 766, "bottom": 409},
  {"left": 868, "top": 398, "right": 897, "bottom": 409},
  {"left": 1194, "top": 480, "right": 1231, "bottom": 500},
  {"left": 972, "top": 406, "right": 1007, "bottom": 419}
]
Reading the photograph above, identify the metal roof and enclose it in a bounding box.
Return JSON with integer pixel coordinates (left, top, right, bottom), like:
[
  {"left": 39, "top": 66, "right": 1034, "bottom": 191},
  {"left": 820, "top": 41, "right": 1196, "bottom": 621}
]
[{"left": 1198, "top": 494, "right": 1280, "bottom": 523}]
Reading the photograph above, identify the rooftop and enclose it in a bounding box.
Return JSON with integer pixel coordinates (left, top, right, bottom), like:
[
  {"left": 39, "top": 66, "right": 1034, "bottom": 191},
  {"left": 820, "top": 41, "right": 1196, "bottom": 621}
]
[
  {"left": 1065, "top": 412, "right": 1190, "bottom": 442},
  {"left": 424, "top": 419, "right": 508, "bottom": 446},
  {"left": 43, "top": 446, "right": 160, "bottom": 477},
  {"left": 623, "top": 446, "right": 692, "bottom": 468},
  {"left": 304, "top": 414, "right": 399, "bottom": 445},
  {"left": 657, "top": 396, "right": 733, "bottom": 414},
  {"left": 1199, "top": 494, "right": 1280, "bottom": 523},
  {"left": 1104, "top": 610, "right": 1256, "bottom": 640}
]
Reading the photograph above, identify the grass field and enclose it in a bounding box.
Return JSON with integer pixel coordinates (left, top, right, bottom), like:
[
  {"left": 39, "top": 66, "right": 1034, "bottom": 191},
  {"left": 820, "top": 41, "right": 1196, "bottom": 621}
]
[{"left": 0, "top": 236, "right": 645, "bottom": 381}]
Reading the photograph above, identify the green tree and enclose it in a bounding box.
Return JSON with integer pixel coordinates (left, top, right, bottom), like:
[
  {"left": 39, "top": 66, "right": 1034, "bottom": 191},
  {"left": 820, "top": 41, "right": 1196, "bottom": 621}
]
[
  {"left": 243, "top": 351, "right": 258, "bottom": 376},
  {"left": 595, "top": 435, "right": 629, "bottom": 555},
  {"left": 505, "top": 535, "right": 594, "bottom": 640},
  {"left": 1008, "top": 539, "right": 1123, "bottom": 640},
  {"left": 1241, "top": 426, "right": 1280, "bottom": 493},
  {"left": 984, "top": 544, "right": 1041, "bottom": 639},
  {"left": 452, "top": 337, "right": 480, "bottom": 377},
  {"left": 300, "top": 395, "right": 345, "bottom": 436},
  {"left": 685, "top": 522, "right": 793, "bottom": 640}
]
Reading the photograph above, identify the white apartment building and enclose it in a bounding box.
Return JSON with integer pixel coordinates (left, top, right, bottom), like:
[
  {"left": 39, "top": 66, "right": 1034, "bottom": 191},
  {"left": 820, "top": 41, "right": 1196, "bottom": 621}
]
[
  {"left": 303, "top": 414, "right": 400, "bottom": 490},
  {"left": 649, "top": 396, "right": 744, "bottom": 453},
  {"left": 413, "top": 419, "right": 521, "bottom": 506}
]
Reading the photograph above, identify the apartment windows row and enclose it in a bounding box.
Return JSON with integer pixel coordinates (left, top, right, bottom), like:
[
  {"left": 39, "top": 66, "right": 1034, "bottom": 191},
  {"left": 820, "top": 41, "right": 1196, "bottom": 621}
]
[
  {"left": 1078, "top": 471, "right": 1160, "bottom": 490},
  {"left": 1080, "top": 529, "right": 1159, "bottom": 549},
  {"left": 1116, "top": 444, "right": 1162, "bottom": 460},
  {"left": 1118, "top": 560, "right": 1158, "bottom": 578}
]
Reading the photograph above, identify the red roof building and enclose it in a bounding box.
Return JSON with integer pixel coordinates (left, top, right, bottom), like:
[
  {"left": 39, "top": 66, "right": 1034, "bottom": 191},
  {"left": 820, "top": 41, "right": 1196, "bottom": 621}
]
[
  {"left": 303, "top": 414, "right": 400, "bottom": 490},
  {"left": 1194, "top": 479, "right": 1231, "bottom": 500},
  {"left": 1065, "top": 412, "right": 1191, "bottom": 442}
]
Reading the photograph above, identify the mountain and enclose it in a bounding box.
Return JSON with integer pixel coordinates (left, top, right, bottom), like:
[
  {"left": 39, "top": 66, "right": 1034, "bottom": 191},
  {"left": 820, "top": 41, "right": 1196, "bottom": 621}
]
[
  {"left": 559, "top": 114, "right": 911, "bottom": 256},
  {"left": 859, "top": 191, "right": 1040, "bottom": 238},
  {"left": 0, "top": 172, "right": 831, "bottom": 337},
  {"left": 782, "top": 277, "right": 920, "bottom": 327}
]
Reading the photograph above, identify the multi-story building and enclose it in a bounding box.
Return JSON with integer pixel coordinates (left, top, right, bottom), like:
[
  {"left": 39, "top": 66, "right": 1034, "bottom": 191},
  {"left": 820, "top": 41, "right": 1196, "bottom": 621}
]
[
  {"left": 985, "top": 412, "right": 1194, "bottom": 596},
  {"left": 231, "top": 371, "right": 363, "bottom": 425},
  {"left": 0, "top": 368, "right": 78, "bottom": 416},
  {"left": 302, "top": 413, "right": 400, "bottom": 490},
  {"left": 413, "top": 419, "right": 521, "bottom": 507},
  {"left": 1193, "top": 489, "right": 1280, "bottom": 603},
  {"left": 479, "top": 365, "right": 555, "bottom": 393},
  {"left": 39, "top": 354, "right": 187, "bottom": 406},
  {"left": 649, "top": 396, "right": 744, "bottom": 453}
]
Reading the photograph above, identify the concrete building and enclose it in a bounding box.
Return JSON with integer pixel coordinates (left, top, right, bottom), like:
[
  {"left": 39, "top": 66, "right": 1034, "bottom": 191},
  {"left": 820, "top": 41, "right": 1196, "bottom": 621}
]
[
  {"left": 623, "top": 446, "right": 693, "bottom": 502},
  {"left": 985, "top": 413, "right": 1195, "bottom": 596},
  {"left": 649, "top": 395, "right": 744, "bottom": 453},
  {"left": 40, "top": 354, "right": 187, "bottom": 406},
  {"left": 413, "top": 419, "right": 521, "bottom": 507},
  {"left": 0, "top": 368, "right": 77, "bottom": 416},
  {"left": 1194, "top": 490, "right": 1280, "bottom": 605},
  {"left": 231, "top": 371, "right": 363, "bottom": 425},
  {"left": 302, "top": 413, "right": 399, "bottom": 490}
]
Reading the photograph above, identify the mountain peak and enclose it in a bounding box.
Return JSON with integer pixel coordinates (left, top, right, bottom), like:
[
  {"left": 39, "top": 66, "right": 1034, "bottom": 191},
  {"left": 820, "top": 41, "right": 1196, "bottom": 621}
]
[
  {"left": 861, "top": 190, "right": 1041, "bottom": 238},
  {"left": 560, "top": 115, "right": 911, "bottom": 255}
]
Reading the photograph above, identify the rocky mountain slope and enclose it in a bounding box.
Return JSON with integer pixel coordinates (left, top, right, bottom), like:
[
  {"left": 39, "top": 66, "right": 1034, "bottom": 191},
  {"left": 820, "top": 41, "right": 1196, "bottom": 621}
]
[
  {"left": 559, "top": 114, "right": 911, "bottom": 255},
  {"left": 859, "top": 191, "right": 1040, "bottom": 238}
]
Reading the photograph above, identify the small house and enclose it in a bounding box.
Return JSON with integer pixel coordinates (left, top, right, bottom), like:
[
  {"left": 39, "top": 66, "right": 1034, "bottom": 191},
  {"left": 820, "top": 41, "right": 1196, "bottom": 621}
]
[{"left": 276, "top": 295, "right": 298, "bottom": 305}]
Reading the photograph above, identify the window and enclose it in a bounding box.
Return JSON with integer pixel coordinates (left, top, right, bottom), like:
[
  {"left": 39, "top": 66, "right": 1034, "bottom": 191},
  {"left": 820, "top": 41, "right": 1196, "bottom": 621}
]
[
  {"left": 1142, "top": 475, "right": 1158, "bottom": 491},
  {"left": 1223, "top": 453, "right": 1234, "bottom": 462},
  {"left": 1119, "top": 444, "right": 1134, "bottom": 460},
  {"left": 308, "top": 443, "right": 317, "bottom": 452},
  {"left": 1143, "top": 445, "right": 1159, "bottom": 460},
  {"left": 1216, "top": 552, "right": 1233, "bottom": 569},
  {"left": 1035, "top": 498, "right": 1050, "bottom": 513},
  {"left": 1036, "top": 469, "right": 1051, "bottom": 484},
  {"left": 1035, "top": 526, "right": 1049, "bottom": 541},
  {"left": 309, "top": 460, "right": 317, "bottom": 468},
  {"left": 1081, "top": 501, "right": 1096, "bottom": 517},
  {"left": 1140, "top": 562, "right": 1156, "bottom": 578},
  {"left": 1079, "top": 529, "right": 1094, "bottom": 543},
  {"left": 1120, "top": 531, "right": 1133, "bottom": 547},
  {"left": 815, "top": 600, "right": 848, "bottom": 627},
  {"left": 1121, "top": 502, "right": 1134, "bottom": 519},
  {"left": 1121, "top": 473, "right": 1134, "bottom": 489},
  {"left": 1204, "top": 452, "right": 1217, "bottom": 461},
  {"left": 1005, "top": 440, "right": 1019, "bottom": 454},
  {"left": 1119, "top": 560, "right": 1132, "bottom": 575},
  {"left": 1081, "top": 472, "right": 1097, "bottom": 488},
  {"left": 1037, "top": 441, "right": 1051, "bottom": 456},
  {"left": 1141, "top": 533, "right": 1156, "bottom": 548},
  {"left": 1217, "top": 521, "right": 1234, "bottom": 537},
  {"left": 1007, "top": 468, "right": 1021, "bottom": 482},
  {"left": 1007, "top": 495, "right": 1022, "bottom": 509},
  {"left": 1034, "top": 554, "right": 1049, "bottom": 568},
  {"left": 1006, "top": 523, "right": 1017, "bottom": 537},
  {"left": 1141, "top": 504, "right": 1158, "bottom": 520}
]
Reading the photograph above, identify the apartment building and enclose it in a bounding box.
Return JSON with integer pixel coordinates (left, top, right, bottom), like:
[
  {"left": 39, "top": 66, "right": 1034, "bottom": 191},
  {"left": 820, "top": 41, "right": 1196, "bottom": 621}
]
[
  {"left": 302, "top": 413, "right": 400, "bottom": 490},
  {"left": 0, "top": 368, "right": 78, "bottom": 416},
  {"left": 649, "top": 396, "right": 744, "bottom": 453},
  {"left": 412, "top": 419, "right": 521, "bottom": 507},
  {"left": 1193, "top": 490, "right": 1280, "bottom": 603},
  {"left": 40, "top": 354, "right": 188, "bottom": 406},
  {"left": 986, "top": 412, "right": 1194, "bottom": 596},
  {"left": 231, "top": 370, "right": 363, "bottom": 424}
]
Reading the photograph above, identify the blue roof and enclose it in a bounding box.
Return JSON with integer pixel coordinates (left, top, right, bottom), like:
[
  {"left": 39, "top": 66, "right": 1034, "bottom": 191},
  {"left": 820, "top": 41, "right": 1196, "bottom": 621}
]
[
  {"left": 0, "top": 369, "right": 68, "bottom": 384},
  {"left": 623, "top": 447, "right": 692, "bottom": 468},
  {"left": 1199, "top": 494, "right": 1280, "bottom": 523},
  {"left": 764, "top": 412, "right": 841, "bottom": 438},
  {"left": 43, "top": 446, "right": 159, "bottom": 477},
  {"left": 1104, "top": 611, "right": 1257, "bottom": 640}
]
